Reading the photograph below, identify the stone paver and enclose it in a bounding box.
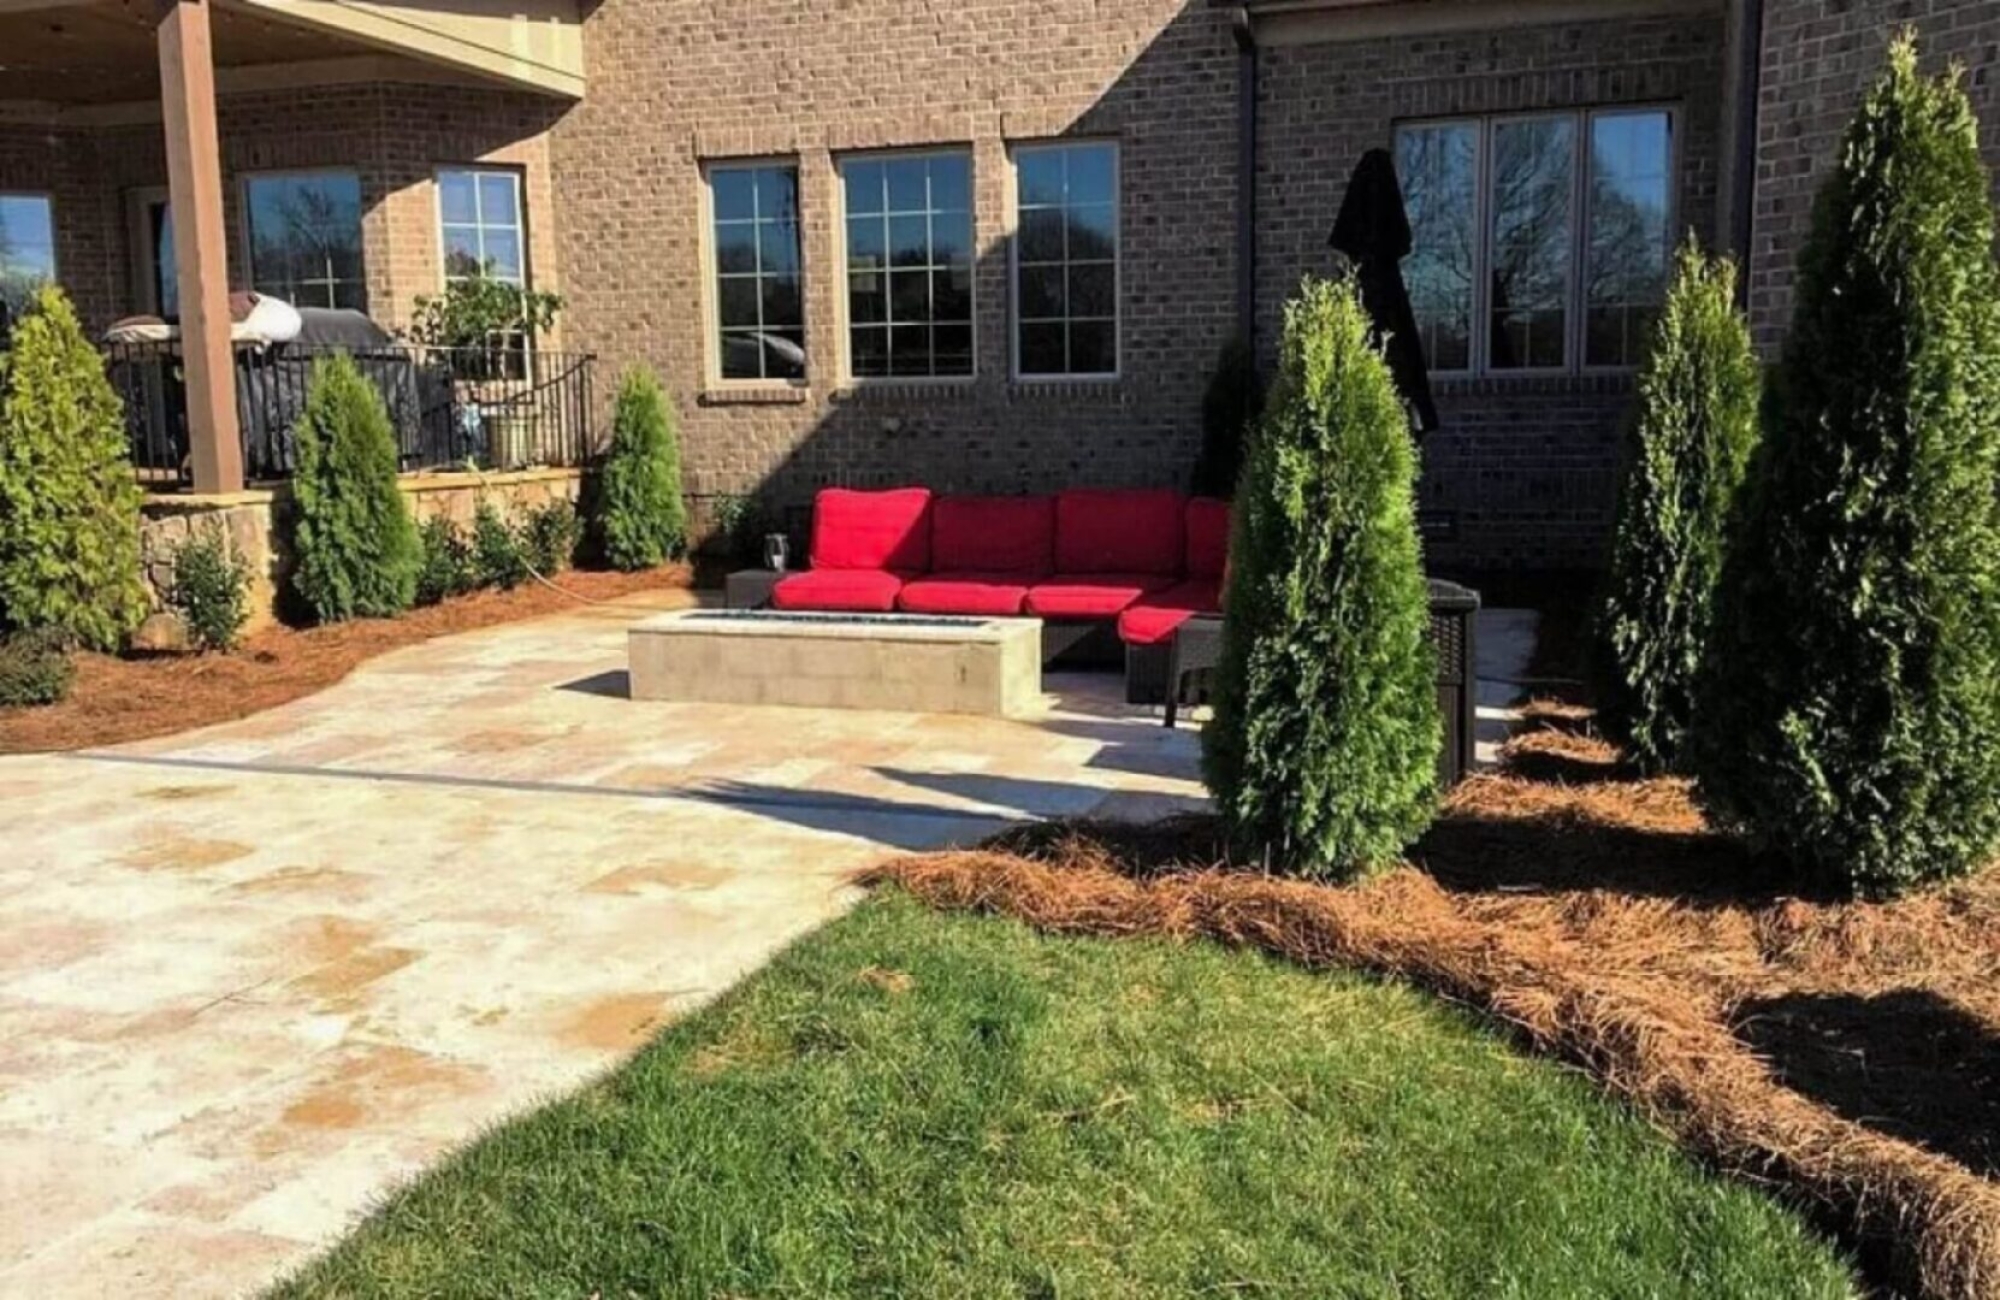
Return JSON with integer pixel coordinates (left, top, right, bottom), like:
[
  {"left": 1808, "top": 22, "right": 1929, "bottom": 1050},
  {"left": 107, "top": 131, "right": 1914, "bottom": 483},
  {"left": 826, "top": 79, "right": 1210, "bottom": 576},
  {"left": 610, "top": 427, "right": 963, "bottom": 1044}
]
[{"left": 0, "top": 593, "right": 1206, "bottom": 1298}]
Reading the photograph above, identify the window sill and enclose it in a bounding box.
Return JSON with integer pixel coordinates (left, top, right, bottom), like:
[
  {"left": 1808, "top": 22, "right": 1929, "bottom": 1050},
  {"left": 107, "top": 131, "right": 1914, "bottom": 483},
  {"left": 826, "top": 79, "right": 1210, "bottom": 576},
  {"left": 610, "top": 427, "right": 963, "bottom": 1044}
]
[
  {"left": 832, "top": 378, "right": 979, "bottom": 402},
  {"left": 698, "top": 385, "right": 810, "bottom": 407},
  {"left": 1431, "top": 371, "right": 1637, "bottom": 399},
  {"left": 1004, "top": 376, "right": 1129, "bottom": 404}
]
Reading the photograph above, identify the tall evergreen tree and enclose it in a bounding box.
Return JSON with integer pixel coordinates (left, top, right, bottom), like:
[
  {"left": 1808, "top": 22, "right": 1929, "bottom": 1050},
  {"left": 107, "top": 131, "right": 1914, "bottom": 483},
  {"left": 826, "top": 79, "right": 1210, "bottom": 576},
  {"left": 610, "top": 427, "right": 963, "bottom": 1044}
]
[
  {"left": 1597, "top": 243, "right": 1761, "bottom": 770},
  {"left": 0, "top": 287, "right": 147, "bottom": 650},
  {"left": 594, "top": 367, "right": 687, "bottom": 571},
  {"left": 289, "top": 354, "right": 421, "bottom": 622},
  {"left": 1202, "top": 276, "right": 1438, "bottom": 877},
  {"left": 1692, "top": 34, "right": 2000, "bottom": 896}
]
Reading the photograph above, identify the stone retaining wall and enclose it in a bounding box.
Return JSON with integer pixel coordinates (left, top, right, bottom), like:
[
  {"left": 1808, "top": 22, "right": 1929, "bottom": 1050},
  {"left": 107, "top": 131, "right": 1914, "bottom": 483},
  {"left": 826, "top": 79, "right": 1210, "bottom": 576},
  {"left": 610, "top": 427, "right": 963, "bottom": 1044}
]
[{"left": 138, "top": 468, "right": 584, "bottom": 634}]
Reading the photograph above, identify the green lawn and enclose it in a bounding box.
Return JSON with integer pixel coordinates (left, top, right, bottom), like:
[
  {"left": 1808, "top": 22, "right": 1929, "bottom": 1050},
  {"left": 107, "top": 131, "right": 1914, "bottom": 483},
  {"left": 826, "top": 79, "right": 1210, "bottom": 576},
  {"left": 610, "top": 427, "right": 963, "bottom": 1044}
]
[{"left": 276, "top": 892, "right": 1856, "bottom": 1299}]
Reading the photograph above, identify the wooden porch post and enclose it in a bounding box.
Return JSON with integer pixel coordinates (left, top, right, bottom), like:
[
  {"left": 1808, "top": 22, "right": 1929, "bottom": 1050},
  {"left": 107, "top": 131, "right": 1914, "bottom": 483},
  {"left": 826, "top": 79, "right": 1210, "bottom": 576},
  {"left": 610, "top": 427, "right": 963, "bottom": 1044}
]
[{"left": 156, "top": 0, "right": 242, "bottom": 494}]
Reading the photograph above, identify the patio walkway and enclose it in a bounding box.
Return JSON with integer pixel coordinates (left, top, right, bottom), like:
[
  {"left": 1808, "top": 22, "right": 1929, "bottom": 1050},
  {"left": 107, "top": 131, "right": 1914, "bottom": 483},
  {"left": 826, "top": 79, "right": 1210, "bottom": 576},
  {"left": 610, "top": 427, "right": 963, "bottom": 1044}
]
[
  {"left": 0, "top": 592, "right": 1533, "bottom": 1297},
  {"left": 0, "top": 591, "right": 1208, "bottom": 1298}
]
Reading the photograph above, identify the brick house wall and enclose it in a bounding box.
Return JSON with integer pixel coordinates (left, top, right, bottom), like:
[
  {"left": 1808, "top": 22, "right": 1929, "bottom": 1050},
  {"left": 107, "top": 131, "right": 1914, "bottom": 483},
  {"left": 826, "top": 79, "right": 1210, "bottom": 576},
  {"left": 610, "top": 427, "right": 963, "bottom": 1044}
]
[
  {"left": 1255, "top": 11, "right": 1726, "bottom": 573},
  {"left": 546, "top": 0, "right": 1241, "bottom": 518},
  {"left": 1747, "top": 0, "right": 2000, "bottom": 350},
  {"left": 0, "top": 81, "right": 565, "bottom": 339}
]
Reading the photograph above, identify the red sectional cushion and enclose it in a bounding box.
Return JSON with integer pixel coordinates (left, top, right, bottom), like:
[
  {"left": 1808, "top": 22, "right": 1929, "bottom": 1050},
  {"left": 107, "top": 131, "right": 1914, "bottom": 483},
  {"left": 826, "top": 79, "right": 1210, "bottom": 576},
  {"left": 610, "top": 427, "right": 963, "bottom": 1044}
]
[
  {"left": 1185, "top": 497, "right": 1231, "bottom": 579},
  {"left": 897, "top": 573, "right": 1033, "bottom": 616},
  {"left": 771, "top": 569, "right": 904, "bottom": 613},
  {"left": 1053, "top": 488, "right": 1186, "bottom": 576},
  {"left": 1116, "top": 578, "right": 1224, "bottom": 646},
  {"left": 809, "top": 487, "right": 933, "bottom": 572},
  {"left": 1025, "top": 573, "right": 1177, "bottom": 619},
  {"left": 931, "top": 495, "right": 1055, "bottom": 575}
]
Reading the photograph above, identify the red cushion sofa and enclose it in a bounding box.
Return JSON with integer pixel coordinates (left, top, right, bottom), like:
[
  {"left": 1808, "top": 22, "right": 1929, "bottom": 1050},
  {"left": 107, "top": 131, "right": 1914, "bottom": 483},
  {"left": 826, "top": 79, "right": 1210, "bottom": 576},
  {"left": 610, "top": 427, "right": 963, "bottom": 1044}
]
[{"left": 769, "top": 486, "right": 1228, "bottom": 698}]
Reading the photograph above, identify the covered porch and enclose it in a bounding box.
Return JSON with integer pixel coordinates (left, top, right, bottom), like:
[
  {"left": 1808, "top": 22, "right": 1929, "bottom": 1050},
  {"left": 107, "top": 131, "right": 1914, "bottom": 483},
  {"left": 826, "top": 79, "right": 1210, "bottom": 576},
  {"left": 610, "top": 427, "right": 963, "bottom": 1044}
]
[{"left": 0, "top": 0, "right": 588, "bottom": 492}]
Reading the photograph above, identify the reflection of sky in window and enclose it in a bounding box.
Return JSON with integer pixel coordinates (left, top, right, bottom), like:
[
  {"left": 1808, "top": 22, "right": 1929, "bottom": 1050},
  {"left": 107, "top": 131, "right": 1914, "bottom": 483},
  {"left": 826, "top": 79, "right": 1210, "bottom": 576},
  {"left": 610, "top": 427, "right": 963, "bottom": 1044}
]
[
  {"left": 1587, "top": 113, "right": 1670, "bottom": 304},
  {"left": 440, "top": 169, "right": 525, "bottom": 283},
  {"left": 0, "top": 195, "right": 56, "bottom": 286},
  {"left": 1586, "top": 112, "right": 1672, "bottom": 366}
]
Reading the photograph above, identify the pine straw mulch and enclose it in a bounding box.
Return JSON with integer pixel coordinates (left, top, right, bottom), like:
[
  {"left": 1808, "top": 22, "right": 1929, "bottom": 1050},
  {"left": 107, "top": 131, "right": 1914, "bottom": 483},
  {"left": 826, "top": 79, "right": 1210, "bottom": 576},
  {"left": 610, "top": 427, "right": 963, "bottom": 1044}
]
[
  {"left": 865, "top": 706, "right": 2000, "bottom": 1300},
  {"left": 0, "top": 564, "right": 694, "bottom": 755}
]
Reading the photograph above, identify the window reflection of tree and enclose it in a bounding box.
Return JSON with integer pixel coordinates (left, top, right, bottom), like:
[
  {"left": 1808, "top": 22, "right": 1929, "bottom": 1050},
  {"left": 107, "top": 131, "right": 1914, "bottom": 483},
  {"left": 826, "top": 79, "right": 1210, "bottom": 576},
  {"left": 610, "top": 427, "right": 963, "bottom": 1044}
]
[
  {"left": 1397, "top": 127, "right": 1476, "bottom": 370},
  {"left": 253, "top": 182, "right": 361, "bottom": 310},
  {"left": 1585, "top": 128, "right": 1669, "bottom": 366},
  {"left": 1489, "top": 118, "right": 1572, "bottom": 369}
]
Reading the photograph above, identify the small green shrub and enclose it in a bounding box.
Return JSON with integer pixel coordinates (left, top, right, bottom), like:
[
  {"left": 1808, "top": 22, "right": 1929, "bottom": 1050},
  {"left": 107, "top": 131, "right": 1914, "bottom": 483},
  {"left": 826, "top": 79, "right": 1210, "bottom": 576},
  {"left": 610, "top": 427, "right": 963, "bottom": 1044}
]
[
  {"left": 0, "top": 629, "right": 73, "bottom": 708},
  {"left": 414, "top": 515, "right": 475, "bottom": 607},
  {"left": 1691, "top": 34, "right": 2000, "bottom": 897},
  {"left": 471, "top": 498, "right": 530, "bottom": 591},
  {"left": 1595, "top": 243, "right": 1761, "bottom": 771},
  {"left": 167, "top": 521, "right": 251, "bottom": 652},
  {"left": 1202, "top": 276, "right": 1438, "bottom": 878},
  {"left": 290, "top": 354, "right": 421, "bottom": 623},
  {"left": 1190, "top": 333, "right": 1266, "bottom": 497},
  {"left": 520, "top": 499, "right": 580, "bottom": 576},
  {"left": 0, "top": 286, "right": 148, "bottom": 650},
  {"left": 709, "top": 492, "right": 774, "bottom": 564},
  {"left": 594, "top": 367, "right": 687, "bottom": 571}
]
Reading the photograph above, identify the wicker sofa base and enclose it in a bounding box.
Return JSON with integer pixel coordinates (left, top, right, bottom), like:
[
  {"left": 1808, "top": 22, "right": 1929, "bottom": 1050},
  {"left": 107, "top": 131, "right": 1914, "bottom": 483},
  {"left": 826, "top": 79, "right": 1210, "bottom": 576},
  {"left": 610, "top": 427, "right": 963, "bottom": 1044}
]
[
  {"left": 1039, "top": 619, "right": 1124, "bottom": 670},
  {"left": 1124, "top": 642, "right": 1170, "bottom": 705}
]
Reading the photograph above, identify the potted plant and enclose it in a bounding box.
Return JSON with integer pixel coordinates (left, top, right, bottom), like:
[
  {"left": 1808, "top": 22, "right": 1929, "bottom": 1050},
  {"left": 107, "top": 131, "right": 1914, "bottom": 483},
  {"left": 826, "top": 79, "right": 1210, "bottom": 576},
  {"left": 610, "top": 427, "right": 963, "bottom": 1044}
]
[{"left": 406, "top": 265, "right": 563, "bottom": 471}]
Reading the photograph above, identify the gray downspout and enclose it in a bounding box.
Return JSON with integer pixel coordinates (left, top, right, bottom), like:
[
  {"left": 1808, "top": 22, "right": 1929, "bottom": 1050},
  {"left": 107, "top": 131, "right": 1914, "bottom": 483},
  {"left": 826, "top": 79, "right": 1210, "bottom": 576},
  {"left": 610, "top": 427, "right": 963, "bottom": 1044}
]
[
  {"left": 1728, "top": 0, "right": 1764, "bottom": 304},
  {"left": 1233, "top": 5, "right": 1258, "bottom": 346}
]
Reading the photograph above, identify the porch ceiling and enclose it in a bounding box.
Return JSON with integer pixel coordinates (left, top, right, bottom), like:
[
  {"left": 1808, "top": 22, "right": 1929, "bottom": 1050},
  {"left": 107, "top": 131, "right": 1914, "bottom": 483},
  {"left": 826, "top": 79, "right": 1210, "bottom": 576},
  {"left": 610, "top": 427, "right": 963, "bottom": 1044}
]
[{"left": 0, "top": 0, "right": 385, "bottom": 106}]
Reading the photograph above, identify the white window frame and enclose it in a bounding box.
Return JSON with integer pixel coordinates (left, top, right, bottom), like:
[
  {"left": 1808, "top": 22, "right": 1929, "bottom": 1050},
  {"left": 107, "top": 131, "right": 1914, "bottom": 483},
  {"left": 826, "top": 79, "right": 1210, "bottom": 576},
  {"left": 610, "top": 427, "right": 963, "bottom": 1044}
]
[
  {"left": 0, "top": 191, "right": 58, "bottom": 298},
  {"left": 1395, "top": 105, "right": 1678, "bottom": 378},
  {"left": 435, "top": 166, "right": 528, "bottom": 288},
  {"left": 1008, "top": 139, "right": 1121, "bottom": 382},
  {"left": 700, "top": 157, "right": 808, "bottom": 388},
  {"left": 238, "top": 168, "right": 367, "bottom": 312},
  {"left": 833, "top": 147, "right": 977, "bottom": 386}
]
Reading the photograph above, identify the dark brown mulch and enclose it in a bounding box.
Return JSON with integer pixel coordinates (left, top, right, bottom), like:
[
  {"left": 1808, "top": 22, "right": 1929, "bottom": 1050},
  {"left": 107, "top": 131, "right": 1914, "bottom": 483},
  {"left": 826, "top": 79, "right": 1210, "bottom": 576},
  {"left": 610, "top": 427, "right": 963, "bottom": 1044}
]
[{"left": 0, "top": 564, "right": 693, "bottom": 754}]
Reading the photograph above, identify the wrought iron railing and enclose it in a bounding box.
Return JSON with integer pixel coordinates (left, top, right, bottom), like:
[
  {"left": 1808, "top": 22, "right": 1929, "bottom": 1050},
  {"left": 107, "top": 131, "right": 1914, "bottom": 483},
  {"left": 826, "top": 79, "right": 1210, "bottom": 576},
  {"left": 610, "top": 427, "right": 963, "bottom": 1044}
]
[{"left": 103, "top": 341, "right": 599, "bottom": 488}]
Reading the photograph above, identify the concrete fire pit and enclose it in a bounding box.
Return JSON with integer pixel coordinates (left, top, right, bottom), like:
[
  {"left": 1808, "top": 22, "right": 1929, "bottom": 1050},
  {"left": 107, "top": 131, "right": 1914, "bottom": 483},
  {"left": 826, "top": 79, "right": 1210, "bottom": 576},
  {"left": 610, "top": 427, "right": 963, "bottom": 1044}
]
[{"left": 628, "top": 610, "right": 1043, "bottom": 717}]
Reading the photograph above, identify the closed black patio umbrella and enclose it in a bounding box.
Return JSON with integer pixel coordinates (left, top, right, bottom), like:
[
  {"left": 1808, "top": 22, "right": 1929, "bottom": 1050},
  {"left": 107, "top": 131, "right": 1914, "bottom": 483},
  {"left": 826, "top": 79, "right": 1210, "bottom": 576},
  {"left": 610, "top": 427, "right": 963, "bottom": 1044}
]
[{"left": 1329, "top": 148, "right": 1439, "bottom": 435}]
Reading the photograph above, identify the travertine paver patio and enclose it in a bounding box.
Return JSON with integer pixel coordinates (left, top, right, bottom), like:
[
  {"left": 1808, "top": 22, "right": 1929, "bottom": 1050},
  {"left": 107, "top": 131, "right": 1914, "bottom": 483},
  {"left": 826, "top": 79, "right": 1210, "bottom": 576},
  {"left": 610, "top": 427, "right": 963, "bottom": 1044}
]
[{"left": 0, "top": 591, "right": 1206, "bottom": 1298}]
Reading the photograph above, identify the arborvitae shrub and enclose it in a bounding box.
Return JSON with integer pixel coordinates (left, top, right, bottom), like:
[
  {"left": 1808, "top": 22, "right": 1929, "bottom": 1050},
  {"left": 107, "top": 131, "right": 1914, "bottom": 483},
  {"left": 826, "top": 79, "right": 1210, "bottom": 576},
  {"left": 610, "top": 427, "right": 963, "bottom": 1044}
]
[
  {"left": 471, "top": 498, "right": 529, "bottom": 591},
  {"left": 1596, "top": 244, "right": 1761, "bottom": 770},
  {"left": 521, "top": 499, "right": 580, "bottom": 575},
  {"left": 595, "top": 367, "right": 687, "bottom": 571},
  {"left": 1201, "top": 276, "right": 1438, "bottom": 877},
  {"left": 168, "top": 520, "right": 251, "bottom": 652},
  {"left": 0, "top": 286, "right": 147, "bottom": 650},
  {"left": 1692, "top": 34, "right": 2000, "bottom": 897},
  {"left": 0, "top": 629, "right": 72, "bottom": 707},
  {"left": 414, "top": 515, "right": 474, "bottom": 607},
  {"left": 290, "top": 354, "right": 420, "bottom": 622},
  {"left": 1190, "top": 333, "right": 1265, "bottom": 498}
]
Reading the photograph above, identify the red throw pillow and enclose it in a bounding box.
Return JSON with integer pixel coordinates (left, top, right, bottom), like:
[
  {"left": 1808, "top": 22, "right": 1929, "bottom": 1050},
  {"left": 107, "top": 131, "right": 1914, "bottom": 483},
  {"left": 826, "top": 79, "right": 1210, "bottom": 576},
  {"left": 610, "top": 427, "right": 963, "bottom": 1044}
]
[{"left": 808, "top": 487, "right": 933, "bottom": 572}]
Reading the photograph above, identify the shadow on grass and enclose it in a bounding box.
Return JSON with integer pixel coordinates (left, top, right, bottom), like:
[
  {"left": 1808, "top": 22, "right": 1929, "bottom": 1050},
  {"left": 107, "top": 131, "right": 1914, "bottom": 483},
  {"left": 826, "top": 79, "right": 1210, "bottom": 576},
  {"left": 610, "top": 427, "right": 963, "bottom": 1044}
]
[{"left": 1735, "top": 989, "right": 2000, "bottom": 1179}]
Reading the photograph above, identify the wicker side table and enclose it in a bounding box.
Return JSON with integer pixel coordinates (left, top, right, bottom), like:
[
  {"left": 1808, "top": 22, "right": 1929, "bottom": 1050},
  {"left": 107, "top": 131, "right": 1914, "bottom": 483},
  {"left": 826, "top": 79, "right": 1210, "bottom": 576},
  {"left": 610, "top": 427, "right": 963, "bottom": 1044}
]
[
  {"left": 1163, "top": 615, "right": 1224, "bottom": 729},
  {"left": 725, "top": 569, "right": 783, "bottom": 610}
]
